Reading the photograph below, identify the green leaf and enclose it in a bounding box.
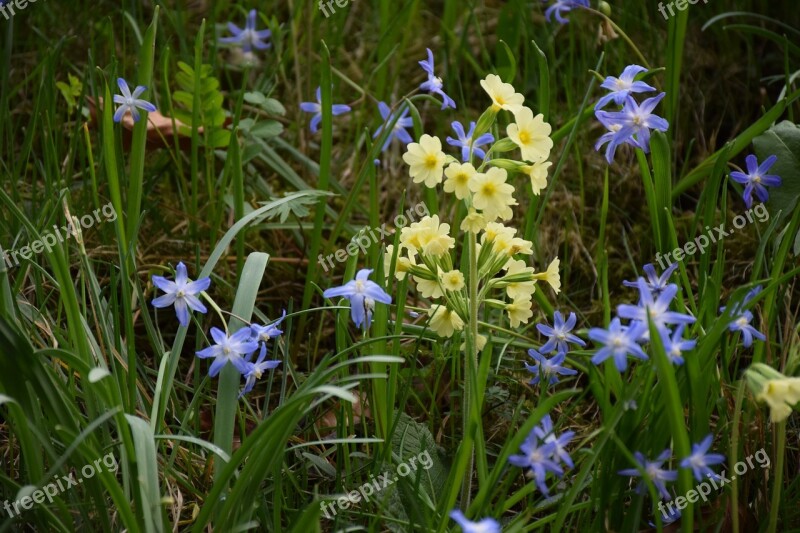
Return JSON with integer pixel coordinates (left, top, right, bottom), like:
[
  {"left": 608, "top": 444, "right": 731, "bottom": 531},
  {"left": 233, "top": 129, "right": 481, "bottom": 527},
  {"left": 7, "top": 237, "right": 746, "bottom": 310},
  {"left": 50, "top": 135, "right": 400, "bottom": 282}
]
[
  {"left": 261, "top": 98, "right": 286, "bottom": 116},
  {"left": 250, "top": 120, "right": 284, "bottom": 139},
  {"left": 258, "top": 191, "right": 334, "bottom": 223},
  {"left": 753, "top": 120, "right": 800, "bottom": 223},
  {"left": 208, "top": 129, "right": 231, "bottom": 148}
]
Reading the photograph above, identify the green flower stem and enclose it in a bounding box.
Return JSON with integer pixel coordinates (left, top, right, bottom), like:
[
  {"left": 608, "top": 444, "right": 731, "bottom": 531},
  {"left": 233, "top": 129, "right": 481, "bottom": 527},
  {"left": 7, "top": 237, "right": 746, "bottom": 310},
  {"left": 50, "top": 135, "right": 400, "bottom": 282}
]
[
  {"left": 768, "top": 421, "right": 786, "bottom": 533},
  {"left": 460, "top": 230, "right": 480, "bottom": 507}
]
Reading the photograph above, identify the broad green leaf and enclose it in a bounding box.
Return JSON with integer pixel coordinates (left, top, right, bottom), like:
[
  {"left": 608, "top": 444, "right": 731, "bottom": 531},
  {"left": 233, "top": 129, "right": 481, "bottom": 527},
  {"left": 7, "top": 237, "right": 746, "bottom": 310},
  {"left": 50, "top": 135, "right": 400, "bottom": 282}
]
[{"left": 753, "top": 120, "right": 800, "bottom": 223}]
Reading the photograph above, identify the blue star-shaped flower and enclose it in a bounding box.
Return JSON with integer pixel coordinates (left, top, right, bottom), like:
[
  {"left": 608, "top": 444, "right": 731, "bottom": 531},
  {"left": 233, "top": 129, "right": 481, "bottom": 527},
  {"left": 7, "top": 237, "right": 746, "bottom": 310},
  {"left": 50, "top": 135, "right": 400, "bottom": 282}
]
[
  {"left": 595, "top": 93, "right": 669, "bottom": 163},
  {"left": 219, "top": 9, "right": 272, "bottom": 53},
  {"left": 323, "top": 268, "right": 392, "bottom": 329},
  {"left": 534, "top": 414, "right": 575, "bottom": 468},
  {"left": 618, "top": 278, "right": 695, "bottom": 332},
  {"left": 151, "top": 262, "right": 210, "bottom": 327},
  {"left": 525, "top": 349, "right": 578, "bottom": 386},
  {"left": 595, "top": 65, "right": 656, "bottom": 110},
  {"left": 508, "top": 428, "right": 562, "bottom": 495},
  {"left": 195, "top": 326, "right": 259, "bottom": 377},
  {"left": 446, "top": 120, "right": 494, "bottom": 162},
  {"left": 418, "top": 48, "right": 456, "bottom": 110},
  {"left": 730, "top": 154, "right": 782, "bottom": 208},
  {"left": 112, "top": 78, "right": 157, "bottom": 123},
  {"left": 720, "top": 286, "right": 766, "bottom": 348},
  {"left": 372, "top": 102, "right": 414, "bottom": 152},
  {"left": 536, "top": 310, "right": 586, "bottom": 354},
  {"left": 238, "top": 344, "right": 281, "bottom": 397},
  {"left": 543, "top": 0, "right": 590, "bottom": 25},
  {"left": 680, "top": 434, "right": 725, "bottom": 482},
  {"left": 588, "top": 318, "right": 648, "bottom": 372},
  {"left": 660, "top": 324, "right": 696, "bottom": 366},
  {"left": 299, "top": 87, "right": 352, "bottom": 133},
  {"left": 623, "top": 262, "right": 679, "bottom": 297},
  {"left": 618, "top": 449, "right": 677, "bottom": 500},
  {"left": 250, "top": 310, "right": 286, "bottom": 346},
  {"left": 448, "top": 510, "right": 501, "bottom": 533}
]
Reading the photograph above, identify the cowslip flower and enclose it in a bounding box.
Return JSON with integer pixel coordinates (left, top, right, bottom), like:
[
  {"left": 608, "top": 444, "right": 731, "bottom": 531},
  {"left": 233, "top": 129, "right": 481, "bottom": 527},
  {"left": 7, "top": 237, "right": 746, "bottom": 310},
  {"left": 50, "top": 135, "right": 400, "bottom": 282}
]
[
  {"left": 543, "top": 0, "right": 589, "bottom": 24},
  {"left": 756, "top": 378, "right": 800, "bottom": 422},
  {"left": 449, "top": 510, "right": 500, "bottom": 533},
  {"left": 323, "top": 269, "right": 392, "bottom": 329},
  {"left": 506, "top": 295, "right": 533, "bottom": 328},
  {"left": 661, "top": 324, "right": 696, "bottom": 365},
  {"left": 439, "top": 268, "right": 465, "bottom": 292},
  {"left": 403, "top": 134, "right": 448, "bottom": 188},
  {"left": 219, "top": 9, "right": 272, "bottom": 52},
  {"left": 373, "top": 102, "right": 414, "bottom": 151},
  {"left": 481, "top": 74, "right": 524, "bottom": 113},
  {"left": 623, "top": 262, "right": 679, "bottom": 297},
  {"left": 503, "top": 259, "right": 536, "bottom": 300},
  {"left": 525, "top": 349, "right": 577, "bottom": 386},
  {"left": 447, "top": 121, "right": 494, "bottom": 162},
  {"left": 403, "top": 215, "right": 456, "bottom": 257},
  {"left": 680, "top": 435, "right": 725, "bottom": 482},
  {"left": 151, "top": 262, "right": 210, "bottom": 327},
  {"left": 507, "top": 107, "right": 553, "bottom": 163},
  {"left": 384, "top": 244, "right": 416, "bottom": 281},
  {"left": 618, "top": 450, "right": 677, "bottom": 500},
  {"left": 595, "top": 93, "right": 669, "bottom": 163},
  {"left": 588, "top": 318, "right": 648, "bottom": 372},
  {"left": 113, "top": 78, "right": 157, "bottom": 123},
  {"left": 418, "top": 48, "right": 456, "bottom": 110},
  {"left": 469, "top": 167, "right": 517, "bottom": 221},
  {"left": 534, "top": 415, "right": 575, "bottom": 468},
  {"left": 299, "top": 87, "right": 351, "bottom": 133},
  {"left": 532, "top": 258, "right": 561, "bottom": 294},
  {"left": 508, "top": 427, "right": 562, "bottom": 495},
  {"left": 239, "top": 344, "right": 281, "bottom": 397},
  {"left": 595, "top": 65, "right": 656, "bottom": 110},
  {"left": 428, "top": 305, "right": 465, "bottom": 337},
  {"left": 523, "top": 160, "right": 552, "bottom": 195},
  {"left": 537, "top": 311, "right": 586, "bottom": 354},
  {"left": 443, "top": 162, "right": 477, "bottom": 199},
  {"left": 195, "top": 326, "right": 258, "bottom": 377},
  {"left": 730, "top": 154, "right": 782, "bottom": 208},
  {"left": 617, "top": 278, "right": 696, "bottom": 332},
  {"left": 460, "top": 209, "right": 487, "bottom": 233}
]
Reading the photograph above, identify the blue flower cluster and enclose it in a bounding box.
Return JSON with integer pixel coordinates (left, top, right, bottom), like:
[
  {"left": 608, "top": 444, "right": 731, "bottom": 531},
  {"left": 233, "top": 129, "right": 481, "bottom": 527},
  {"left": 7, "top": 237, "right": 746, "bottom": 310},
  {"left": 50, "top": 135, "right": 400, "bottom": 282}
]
[
  {"left": 594, "top": 65, "right": 669, "bottom": 164},
  {"left": 619, "top": 434, "right": 725, "bottom": 501},
  {"left": 150, "top": 262, "right": 284, "bottom": 397}
]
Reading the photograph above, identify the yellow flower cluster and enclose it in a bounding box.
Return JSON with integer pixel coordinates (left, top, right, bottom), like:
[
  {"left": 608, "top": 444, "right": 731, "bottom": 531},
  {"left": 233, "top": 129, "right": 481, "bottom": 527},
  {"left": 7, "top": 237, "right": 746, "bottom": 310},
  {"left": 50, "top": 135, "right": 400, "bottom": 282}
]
[{"left": 391, "top": 74, "right": 561, "bottom": 340}]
